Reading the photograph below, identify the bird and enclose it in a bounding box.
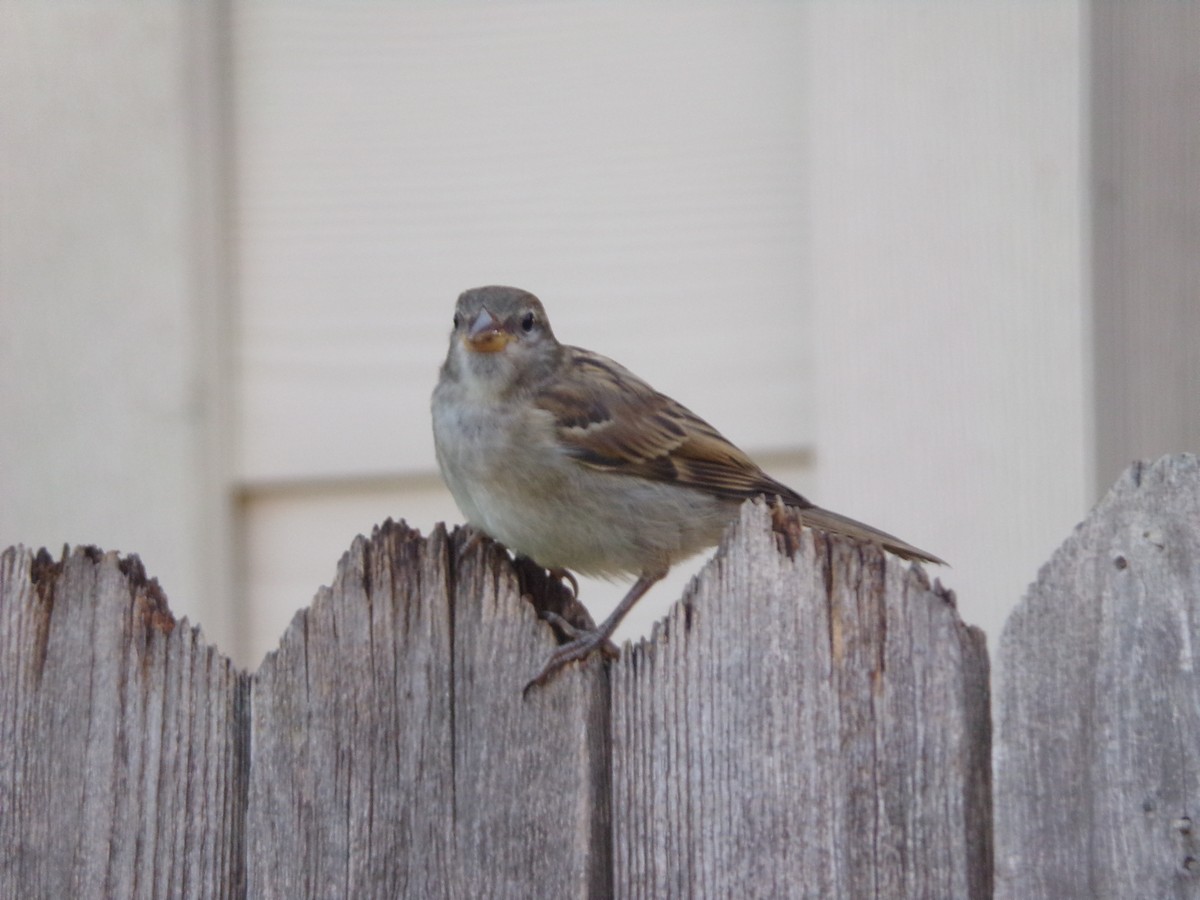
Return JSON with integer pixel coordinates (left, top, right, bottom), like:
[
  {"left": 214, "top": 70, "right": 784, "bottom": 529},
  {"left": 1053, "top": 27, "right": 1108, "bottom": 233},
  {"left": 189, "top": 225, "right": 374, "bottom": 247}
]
[{"left": 431, "top": 285, "right": 943, "bottom": 691}]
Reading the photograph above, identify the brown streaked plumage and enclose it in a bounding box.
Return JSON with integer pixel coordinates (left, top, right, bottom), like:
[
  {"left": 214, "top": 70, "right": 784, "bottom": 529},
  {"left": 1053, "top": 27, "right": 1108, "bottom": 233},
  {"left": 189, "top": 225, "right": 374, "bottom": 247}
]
[{"left": 431, "top": 285, "right": 943, "bottom": 691}]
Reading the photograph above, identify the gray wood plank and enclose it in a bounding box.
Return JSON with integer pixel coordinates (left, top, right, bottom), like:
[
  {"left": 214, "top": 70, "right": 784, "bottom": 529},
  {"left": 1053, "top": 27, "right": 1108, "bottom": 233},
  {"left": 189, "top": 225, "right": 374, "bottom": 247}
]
[
  {"left": 245, "top": 519, "right": 611, "bottom": 898},
  {"left": 0, "top": 546, "right": 248, "bottom": 899},
  {"left": 995, "top": 454, "right": 1200, "bottom": 899},
  {"left": 610, "top": 501, "right": 992, "bottom": 899}
]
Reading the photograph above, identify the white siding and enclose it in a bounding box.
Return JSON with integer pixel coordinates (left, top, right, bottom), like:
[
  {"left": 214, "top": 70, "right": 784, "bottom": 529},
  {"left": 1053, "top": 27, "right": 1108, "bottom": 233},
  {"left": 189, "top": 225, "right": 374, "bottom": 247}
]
[
  {"left": 806, "top": 4, "right": 1088, "bottom": 648},
  {"left": 4, "top": 2, "right": 1196, "bottom": 670},
  {"left": 0, "top": 4, "right": 237, "bottom": 651},
  {"left": 230, "top": 2, "right": 818, "bottom": 664},
  {"left": 231, "top": 2, "right": 814, "bottom": 483}
]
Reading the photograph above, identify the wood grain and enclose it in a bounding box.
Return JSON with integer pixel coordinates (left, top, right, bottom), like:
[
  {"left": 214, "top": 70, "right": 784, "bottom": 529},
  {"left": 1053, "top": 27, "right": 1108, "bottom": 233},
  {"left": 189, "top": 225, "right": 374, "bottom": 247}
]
[
  {"left": 0, "top": 546, "right": 248, "bottom": 899},
  {"left": 42, "top": 451, "right": 1200, "bottom": 897},
  {"left": 1, "top": 506, "right": 992, "bottom": 898},
  {"left": 995, "top": 454, "right": 1200, "bottom": 898},
  {"left": 611, "top": 501, "right": 992, "bottom": 897},
  {"left": 244, "top": 520, "right": 611, "bottom": 898}
]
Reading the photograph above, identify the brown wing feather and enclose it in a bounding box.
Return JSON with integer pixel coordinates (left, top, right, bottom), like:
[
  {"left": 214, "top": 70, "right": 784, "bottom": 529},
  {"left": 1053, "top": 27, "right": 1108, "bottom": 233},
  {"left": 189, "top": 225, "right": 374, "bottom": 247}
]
[
  {"left": 536, "top": 348, "right": 813, "bottom": 508},
  {"left": 535, "top": 346, "right": 944, "bottom": 565}
]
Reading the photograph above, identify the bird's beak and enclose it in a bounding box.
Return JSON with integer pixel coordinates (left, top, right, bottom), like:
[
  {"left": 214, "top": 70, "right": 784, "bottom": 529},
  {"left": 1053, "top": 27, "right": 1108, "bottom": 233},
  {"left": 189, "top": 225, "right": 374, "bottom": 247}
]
[{"left": 463, "top": 307, "right": 512, "bottom": 353}]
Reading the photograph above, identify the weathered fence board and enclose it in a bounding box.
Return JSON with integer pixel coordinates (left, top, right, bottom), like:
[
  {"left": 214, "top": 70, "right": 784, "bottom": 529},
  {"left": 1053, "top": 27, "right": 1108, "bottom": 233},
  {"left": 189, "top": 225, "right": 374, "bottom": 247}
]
[
  {"left": 11, "top": 457, "right": 1195, "bottom": 896},
  {"left": 246, "top": 521, "right": 611, "bottom": 898},
  {"left": 0, "top": 547, "right": 248, "bottom": 899},
  {"left": 995, "top": 454, "right": 1200, "bottom": 899},
  {"left": 0, "top": 505, "right": 990, "bottom": 897},
  {"left": 612, "top": 503, "right": 991, "bottom": 898}
]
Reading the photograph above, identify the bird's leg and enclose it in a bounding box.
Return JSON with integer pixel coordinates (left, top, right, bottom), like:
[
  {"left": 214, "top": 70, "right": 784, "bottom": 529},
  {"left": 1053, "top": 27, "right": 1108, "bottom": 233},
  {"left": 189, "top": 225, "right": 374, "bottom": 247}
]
[
  {"left": 538, "top": 611, "right": 620, "bottom": 659},
  {"left": 524, "top": 567, "right": 667, "bottom": 694}
]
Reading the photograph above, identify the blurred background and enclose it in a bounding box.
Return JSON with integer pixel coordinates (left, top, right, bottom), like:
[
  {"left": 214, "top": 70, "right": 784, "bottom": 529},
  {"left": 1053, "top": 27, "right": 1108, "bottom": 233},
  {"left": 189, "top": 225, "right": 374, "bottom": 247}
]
[{"left": 2, "top": 2, "right": 1196, "bottom": 670}]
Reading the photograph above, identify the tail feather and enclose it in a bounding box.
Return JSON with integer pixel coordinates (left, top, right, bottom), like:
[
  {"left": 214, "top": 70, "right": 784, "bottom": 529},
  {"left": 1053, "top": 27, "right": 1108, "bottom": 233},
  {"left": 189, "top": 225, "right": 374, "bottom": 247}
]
[{"left": 796, "top": 505, "right": 945, "bottom": 565}]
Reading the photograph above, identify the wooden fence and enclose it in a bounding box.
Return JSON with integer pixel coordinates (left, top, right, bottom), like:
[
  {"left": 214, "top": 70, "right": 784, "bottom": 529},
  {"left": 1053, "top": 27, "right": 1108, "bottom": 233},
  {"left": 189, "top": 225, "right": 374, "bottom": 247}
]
[{"left": 1, "top": 454, "right": 1197, "bottom": 899}]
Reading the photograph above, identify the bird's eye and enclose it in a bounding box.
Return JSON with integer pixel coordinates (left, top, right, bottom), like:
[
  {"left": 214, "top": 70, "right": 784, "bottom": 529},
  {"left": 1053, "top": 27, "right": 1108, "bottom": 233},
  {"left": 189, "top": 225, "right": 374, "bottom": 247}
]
[
  {"left": 520, "top": 312, "right": 536, "bottom": 333},
  {"left": 453, "top": 313, "right": 460, "bottom": 329}
]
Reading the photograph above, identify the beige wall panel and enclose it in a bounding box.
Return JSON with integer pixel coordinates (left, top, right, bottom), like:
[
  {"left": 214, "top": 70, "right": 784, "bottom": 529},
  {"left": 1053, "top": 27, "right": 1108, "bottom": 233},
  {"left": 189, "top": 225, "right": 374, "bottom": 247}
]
[
  {"left": 231, "top": 2, "right": 815, "bottom": 484},
  {"left": 806, "top": 4, "right": 1088, "bottom": 647},
  {"left": 5, "top": 2, "right": 1123, "bottom": 668},
  {"left": 0, "top": 4, "right": 236, "bottom": 652}
]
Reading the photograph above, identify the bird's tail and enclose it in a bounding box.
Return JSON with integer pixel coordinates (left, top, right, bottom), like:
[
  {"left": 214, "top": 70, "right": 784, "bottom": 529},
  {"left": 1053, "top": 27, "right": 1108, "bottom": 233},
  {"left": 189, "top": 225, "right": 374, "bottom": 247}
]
[{"left": 796, "top": 505, "right": 945, "bottom": 565}]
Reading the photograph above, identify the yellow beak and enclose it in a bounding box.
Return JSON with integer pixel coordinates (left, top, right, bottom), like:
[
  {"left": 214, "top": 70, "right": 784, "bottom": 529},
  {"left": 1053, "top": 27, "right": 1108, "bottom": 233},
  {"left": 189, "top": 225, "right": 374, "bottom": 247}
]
[{"left": 463, "top": 307, "right": 512, "bottom": 353}]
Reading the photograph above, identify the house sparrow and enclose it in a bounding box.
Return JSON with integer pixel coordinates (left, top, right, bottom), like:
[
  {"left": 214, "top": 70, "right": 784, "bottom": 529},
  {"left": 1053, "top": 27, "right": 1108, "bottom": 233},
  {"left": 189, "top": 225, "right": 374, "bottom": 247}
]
[{"left": 431, "top": 285, "right": 943, "bottom": 690}]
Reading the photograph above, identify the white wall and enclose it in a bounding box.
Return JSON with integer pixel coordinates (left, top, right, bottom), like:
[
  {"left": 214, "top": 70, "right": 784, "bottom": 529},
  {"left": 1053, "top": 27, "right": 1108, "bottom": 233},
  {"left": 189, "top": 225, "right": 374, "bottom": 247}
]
[
  {"left": 231, "top": 2, "right": 817, "bottom": 666},
  {"left": 806, "top": 4, "right": 1088, "bottom": 647},
  {"left": 0, "top": 4, "right": 237, "bottom": 650},
  {"left": 230, "top": 2, "right": 1091, "bottom": 665},
  {"left": 3, "top": 2, "right": 1196, "bottom": 671}
]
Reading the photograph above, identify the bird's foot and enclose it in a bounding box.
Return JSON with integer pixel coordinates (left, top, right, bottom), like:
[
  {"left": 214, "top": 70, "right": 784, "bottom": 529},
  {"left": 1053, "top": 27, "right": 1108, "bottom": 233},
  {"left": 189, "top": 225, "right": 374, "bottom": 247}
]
[
  {"left": 523, "top": 569, "right": 665, "bottom": 695},
  {"left": 539, "top": 611, "right": 619, "bottom": 657},
  {"left": 523, "top": 625, "right": 619, "bottom": 695}
]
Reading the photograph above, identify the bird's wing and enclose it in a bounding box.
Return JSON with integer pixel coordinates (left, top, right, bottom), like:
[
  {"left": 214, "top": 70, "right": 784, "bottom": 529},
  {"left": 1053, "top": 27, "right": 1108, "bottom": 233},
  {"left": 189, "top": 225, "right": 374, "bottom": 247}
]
[
  {"left": 535, "top": 347, "right": 944, "bottom": 565},
  {"left": 534, "top": 347, "right": 812, "bottom": 507}
]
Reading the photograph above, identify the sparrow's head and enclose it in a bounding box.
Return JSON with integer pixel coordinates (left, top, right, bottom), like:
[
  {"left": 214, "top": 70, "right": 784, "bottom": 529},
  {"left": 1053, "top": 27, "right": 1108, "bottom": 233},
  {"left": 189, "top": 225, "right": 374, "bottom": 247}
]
[{"left": 445, "top": 286, "right": 561, "bottom": 393}]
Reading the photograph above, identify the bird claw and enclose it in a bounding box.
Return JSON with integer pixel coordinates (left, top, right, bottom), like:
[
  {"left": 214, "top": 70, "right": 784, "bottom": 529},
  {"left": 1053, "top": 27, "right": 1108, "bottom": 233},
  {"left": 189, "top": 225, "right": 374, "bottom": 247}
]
[
  {"left": 524, "top": 569, "right": 664, "bottom": 695},
  {"left": 539, "top": 611, "right": 619, "bottom": 657},
  {"left": 457, "top": 529, "right": 495, "bottom": 560},
  {"left": 546, "top": 567, "right": 579, "bottom": 598},
  {"left": 523, "top": 628, "right": 620, "bottom": 695}
]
